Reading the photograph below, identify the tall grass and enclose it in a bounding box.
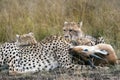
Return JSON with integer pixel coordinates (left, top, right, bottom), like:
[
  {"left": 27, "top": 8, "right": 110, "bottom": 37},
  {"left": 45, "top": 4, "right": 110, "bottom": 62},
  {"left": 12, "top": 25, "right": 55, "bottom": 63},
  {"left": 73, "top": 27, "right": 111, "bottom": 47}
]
[{"left": 0, "top": 0, "right": 120, "bottom": 49}]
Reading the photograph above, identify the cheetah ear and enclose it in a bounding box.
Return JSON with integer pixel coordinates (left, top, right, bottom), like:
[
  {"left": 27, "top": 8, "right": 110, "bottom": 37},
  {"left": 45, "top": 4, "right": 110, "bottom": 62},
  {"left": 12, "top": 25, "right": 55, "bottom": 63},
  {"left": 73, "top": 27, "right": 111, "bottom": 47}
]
[
  {"left": 16, "top": 34, "right": 20, "bottom": 38},
  {"left": 16, "top": 34, "right": 20, "bottom": 42},
  {"left": 78, "top": 21, "right": 83, "bottom": 28},
  {"left": 28, "top": 32, "right": 34, "bottom": 36},
  {"left": 64, "top": 21, "right": 68, "bottom": 25}
]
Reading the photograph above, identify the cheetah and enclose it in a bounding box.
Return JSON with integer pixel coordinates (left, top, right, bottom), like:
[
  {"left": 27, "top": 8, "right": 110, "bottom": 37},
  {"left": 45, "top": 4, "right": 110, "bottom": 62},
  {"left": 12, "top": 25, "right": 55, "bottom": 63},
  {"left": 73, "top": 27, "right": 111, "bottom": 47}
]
[
  {"left": 16, "top": 32, "right": 37, "bottom": 46},
  {"left": 15, "top": 32, "right": 98, "bottom": 68},
  {"left": 0, "top": 35, "right": 92, "bottom": 75},
  {"left": 63, "top": 21, "right": 106, "bottom": 67},
  {"left": 15, "top": 32, "right": 96, "bottom": 66},
  {"left": 63, "top": 21, "right": 105, "bottom": 46},
  {"left": 70, "top": 43, "right": 118, "bottom": 66}
]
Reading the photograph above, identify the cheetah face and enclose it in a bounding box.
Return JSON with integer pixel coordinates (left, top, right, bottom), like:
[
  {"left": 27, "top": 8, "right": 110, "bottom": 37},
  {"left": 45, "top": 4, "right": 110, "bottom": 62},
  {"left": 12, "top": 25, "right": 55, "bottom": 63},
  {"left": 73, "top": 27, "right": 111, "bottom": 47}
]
[
  {"left": 63, "top": 21, "right": 83, "bottom": 41},
  {"left": 16, "top": 32, "right": 37, "bottom": 46}
]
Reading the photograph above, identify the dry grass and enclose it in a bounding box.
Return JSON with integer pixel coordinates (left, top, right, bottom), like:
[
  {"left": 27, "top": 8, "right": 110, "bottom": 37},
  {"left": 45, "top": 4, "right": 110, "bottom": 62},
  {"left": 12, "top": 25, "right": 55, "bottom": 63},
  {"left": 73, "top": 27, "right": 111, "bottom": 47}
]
[
  {"left": 0, "top": 0, "right": 120, "bottom": 79},
  {"left": 0, "top": 66, "right": 120, "bottom": 80},
  {"left": 0, "top": 0, "right": 120, "bottom": 55},
  {"left": 0, "top": 0, "right": 120, "bottom": 43}
]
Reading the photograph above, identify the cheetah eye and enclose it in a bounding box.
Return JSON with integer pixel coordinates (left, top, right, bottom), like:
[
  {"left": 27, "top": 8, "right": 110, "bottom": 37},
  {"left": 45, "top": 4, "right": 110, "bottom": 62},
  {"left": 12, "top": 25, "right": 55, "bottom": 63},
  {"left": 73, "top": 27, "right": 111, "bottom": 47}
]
[
  {"left": 63, "top": 30, "right": 66, "bottom": 31},
  {"left": 69, "top": 29, "right": 72, "bottom": 32}
]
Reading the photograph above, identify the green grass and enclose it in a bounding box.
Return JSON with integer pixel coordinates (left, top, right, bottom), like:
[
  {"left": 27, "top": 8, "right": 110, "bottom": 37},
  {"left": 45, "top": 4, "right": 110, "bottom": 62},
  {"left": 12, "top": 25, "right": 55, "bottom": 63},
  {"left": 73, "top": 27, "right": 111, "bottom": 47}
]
[
  {"left": 0, "top": 0, "right": 119, "bottom": 55},
  {"left": 0, "top": 0, "right": 120, "bottom": 79},
  {"left": 0, "top": 0, "right": 120, "bottom": 43}
]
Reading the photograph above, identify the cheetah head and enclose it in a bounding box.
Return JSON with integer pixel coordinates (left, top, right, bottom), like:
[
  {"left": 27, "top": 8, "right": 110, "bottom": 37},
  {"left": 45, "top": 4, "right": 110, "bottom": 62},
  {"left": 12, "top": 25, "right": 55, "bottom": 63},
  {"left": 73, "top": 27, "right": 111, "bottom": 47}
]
[
  {"left": 16, "top": 32, "right": 37, "bottom": 46},
  {"left": 63, "top": 21, "right": 84, "bottom": 41}
]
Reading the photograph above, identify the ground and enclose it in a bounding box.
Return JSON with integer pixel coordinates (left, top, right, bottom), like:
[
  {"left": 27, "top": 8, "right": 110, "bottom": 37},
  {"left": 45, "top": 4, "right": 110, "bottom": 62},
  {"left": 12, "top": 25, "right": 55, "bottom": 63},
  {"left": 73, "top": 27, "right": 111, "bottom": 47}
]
[{"left": 0, "top": 65, "right": 120, "bottom": 80}]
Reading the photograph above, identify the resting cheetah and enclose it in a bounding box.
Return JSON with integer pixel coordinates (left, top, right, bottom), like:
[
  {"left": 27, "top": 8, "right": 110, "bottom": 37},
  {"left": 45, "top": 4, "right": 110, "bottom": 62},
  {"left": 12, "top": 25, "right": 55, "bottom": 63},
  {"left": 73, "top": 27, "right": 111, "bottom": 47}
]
[
  {"left": 0, "top": 35, "right": 90, "bottom": 75},
  {"left": 16, "top": 32, "right": 37, "bottom": 46},
  {"left": 15, "top": 32, "right": 98, "bottom": 68},
  {"left": 0, "top": 32, "right": 37, "bottom": 70},
  {"left": 63, "top": 21, "right": 105, "bottom": 46}
]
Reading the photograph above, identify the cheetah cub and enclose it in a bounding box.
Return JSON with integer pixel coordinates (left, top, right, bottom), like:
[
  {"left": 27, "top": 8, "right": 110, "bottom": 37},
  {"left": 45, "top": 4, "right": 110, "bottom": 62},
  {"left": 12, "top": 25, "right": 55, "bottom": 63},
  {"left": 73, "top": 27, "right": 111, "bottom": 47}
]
[{"left": 16, "top": 32, "right": 37, "bottom": 46}]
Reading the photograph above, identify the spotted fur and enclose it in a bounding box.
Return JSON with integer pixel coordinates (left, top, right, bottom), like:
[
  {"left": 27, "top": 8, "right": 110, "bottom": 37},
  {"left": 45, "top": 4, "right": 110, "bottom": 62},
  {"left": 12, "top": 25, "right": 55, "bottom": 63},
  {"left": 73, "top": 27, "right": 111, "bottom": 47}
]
[{"left": 0, "top": 35, "right": 90, "bottom": 75}]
